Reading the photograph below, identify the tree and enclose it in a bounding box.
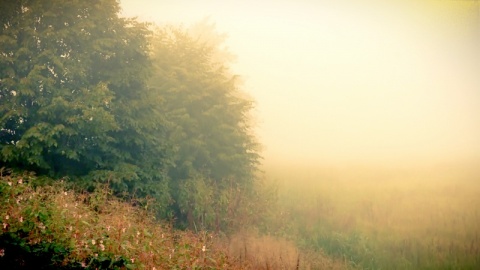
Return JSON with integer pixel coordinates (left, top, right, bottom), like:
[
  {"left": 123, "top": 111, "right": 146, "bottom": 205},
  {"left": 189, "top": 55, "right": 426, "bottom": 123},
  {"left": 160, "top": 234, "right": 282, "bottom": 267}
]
[
  {"left": 0, "top": 0, "right": 171, "bottom": 206},
  {"left": 149, "top": 24, "right": 261, "bottom": 230},
  {"left": 1, "top": 1, "right": 265, "bottom": 230}
]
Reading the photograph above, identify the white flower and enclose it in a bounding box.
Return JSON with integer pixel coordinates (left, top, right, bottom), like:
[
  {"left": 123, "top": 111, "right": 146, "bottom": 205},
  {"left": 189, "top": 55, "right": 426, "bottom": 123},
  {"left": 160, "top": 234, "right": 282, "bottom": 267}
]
[
  {"left": 202, "top": 245, "right": 206, "bottom": 252},
  {"left": 18, "top": 179, "right": 23, "bottom": 184},
  {"left": 38, "top": 223, "right": 46, "bottom": 230},
  {"left": 92, "top": 239, "right": 96, "bottom": 245},
  {"left": 7, "top": 182, "right": 12, "bottom": 186}
]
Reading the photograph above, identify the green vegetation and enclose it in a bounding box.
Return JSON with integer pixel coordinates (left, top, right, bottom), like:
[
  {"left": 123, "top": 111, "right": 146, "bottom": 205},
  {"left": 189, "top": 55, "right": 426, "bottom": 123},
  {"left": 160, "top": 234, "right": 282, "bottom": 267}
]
[
  {"left": 0, "top": 1, "right": 284, "bottom": 268},
  {"left": 0, "top": 0, "right": 261, "bottom": 231},
  {"left": 264, "top": 162, "right": 480, "bottom": 269},
  {"left": 0, "top": 170, "right": 241, "bottom": 269},
  {"left": 0, "top": 171, "right": 347, "bottom": 269},
  {"left": 0, "top": 1, "right": 343, "bottom": 269}
]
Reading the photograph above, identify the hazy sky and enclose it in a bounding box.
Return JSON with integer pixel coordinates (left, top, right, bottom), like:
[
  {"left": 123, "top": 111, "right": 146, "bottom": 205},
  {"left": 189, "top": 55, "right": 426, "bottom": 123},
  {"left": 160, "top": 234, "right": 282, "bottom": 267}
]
[{"left": 120, "top": 0, "right": 480, "bottom": 167}]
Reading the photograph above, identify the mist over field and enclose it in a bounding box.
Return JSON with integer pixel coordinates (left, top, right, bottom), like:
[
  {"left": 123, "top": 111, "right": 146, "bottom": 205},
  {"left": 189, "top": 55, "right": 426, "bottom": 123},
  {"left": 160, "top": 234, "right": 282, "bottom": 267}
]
[{"left": 0, "top": 0, "right": 478, "bottom": 268}]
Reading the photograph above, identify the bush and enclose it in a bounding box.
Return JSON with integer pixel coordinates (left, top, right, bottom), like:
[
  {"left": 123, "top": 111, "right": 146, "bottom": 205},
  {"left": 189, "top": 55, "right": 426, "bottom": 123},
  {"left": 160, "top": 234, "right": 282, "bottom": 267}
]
[{"left": 0, "top": 170, "right": 245, "bottom": 269}]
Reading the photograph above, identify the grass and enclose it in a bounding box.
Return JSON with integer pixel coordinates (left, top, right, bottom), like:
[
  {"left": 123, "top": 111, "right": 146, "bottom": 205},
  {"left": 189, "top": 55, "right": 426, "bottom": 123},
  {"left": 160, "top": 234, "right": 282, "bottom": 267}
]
[{"left": 264, "top": 161, "right": 480, "bottom": 269}]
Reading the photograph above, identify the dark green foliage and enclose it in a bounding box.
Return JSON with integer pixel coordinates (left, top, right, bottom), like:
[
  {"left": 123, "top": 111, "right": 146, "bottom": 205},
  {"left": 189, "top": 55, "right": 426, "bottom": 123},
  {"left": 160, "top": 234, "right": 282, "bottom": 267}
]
[
  {"left": 0, "top": 0, "right": 262, "bottom": 231},
  {"left": 0, "top": 0, "right": 171, "bottom": 206},
  {"left": 0, "top": 232, "right": 65, "bottom": 269}
]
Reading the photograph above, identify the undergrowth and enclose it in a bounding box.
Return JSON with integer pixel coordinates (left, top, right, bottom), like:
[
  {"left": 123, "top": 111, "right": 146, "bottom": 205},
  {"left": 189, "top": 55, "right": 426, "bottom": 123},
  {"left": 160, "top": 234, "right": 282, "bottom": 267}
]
[
  {"left": 0, "top": 170, "right": 349, "bottom": 269},
  {"left": 0, "top": 170, "right": 242, "bottom": 269}
]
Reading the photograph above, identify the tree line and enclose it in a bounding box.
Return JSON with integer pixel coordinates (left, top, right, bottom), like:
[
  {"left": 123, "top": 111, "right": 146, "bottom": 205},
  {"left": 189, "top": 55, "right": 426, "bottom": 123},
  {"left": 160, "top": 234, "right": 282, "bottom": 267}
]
[{"left": 0, "top": 0, "right": 267, "bottom": 231}]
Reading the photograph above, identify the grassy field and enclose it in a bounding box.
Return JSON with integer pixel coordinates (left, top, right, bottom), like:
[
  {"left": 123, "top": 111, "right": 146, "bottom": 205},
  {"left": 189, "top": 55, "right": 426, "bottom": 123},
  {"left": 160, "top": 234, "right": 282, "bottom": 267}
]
[{"left": 264, "top": 160, "right": 480, "bottom": 269}]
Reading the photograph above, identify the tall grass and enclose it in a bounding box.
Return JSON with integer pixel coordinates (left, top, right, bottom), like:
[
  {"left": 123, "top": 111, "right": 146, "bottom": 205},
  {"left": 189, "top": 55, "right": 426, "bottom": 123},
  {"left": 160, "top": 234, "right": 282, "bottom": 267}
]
[{"left": 265, "top": 162, "right": 480, "bottom": 269}]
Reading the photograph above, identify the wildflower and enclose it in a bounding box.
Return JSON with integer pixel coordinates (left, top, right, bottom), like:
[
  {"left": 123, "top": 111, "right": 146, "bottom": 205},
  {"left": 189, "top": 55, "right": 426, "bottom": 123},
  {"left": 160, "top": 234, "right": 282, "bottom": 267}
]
[
  {"left": 38, "top": 223, "right": 46, "bottom": 230},
  {"left": 100, "top": 244, "right": 105, "bottom": 251},
  {"left": 153, "top": 267, "right": 157, "bottom": 270},
  {"left": 69, "top": 225, "right": 73, "bottom": 231},
  {"left": 3, "top": 223, "right": 7, "bottom": 229},
  {"left": 161, "top": 233, "right": 164, "bottom": 238},
  {"left": 106, "top": 225, "right": 111, "bottom": 231},
  {"left": 122, "top": 227, "right": 126, "bottom": 233},
  {"left": 130, "top": 258, "right": 135, "bottom": 263},
  {"left": 202, "top": 245, "right": 206, "bottom": 252},
  {"left": 19, "top": 217, "right": 23, "bottom": 223},
  {"left": 92, "top": 239, "right": 96, "bottom": 245},
  {"left": 94, "top": 253, "right": 98, "bottom": 257},
  {"left": 81, "top": 262, "right": 86, "bottom": 268},
  {"left": 136, "top": 231, "right": 140, "bottom": 237},
  {"left": 7, "top": 182, "right": 11, "bottom": 186},
  {"left": 64, "top": 191, "right": 68, "bottom": 196},
  {"left": 5, "top": 215, "right": 9, "bottom": 220},
  {"left": 18, "top": 178, "right": 23, "bottom": 184},
  {"left": 0, "top": 249, "right": 4, "bottom": 257}
]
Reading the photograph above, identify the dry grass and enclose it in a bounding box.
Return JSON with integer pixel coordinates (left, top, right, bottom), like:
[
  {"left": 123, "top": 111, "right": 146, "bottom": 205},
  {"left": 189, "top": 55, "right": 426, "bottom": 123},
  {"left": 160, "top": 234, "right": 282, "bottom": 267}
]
[{"left": 217, "top": 231, "right": 350, "bottom": 270}]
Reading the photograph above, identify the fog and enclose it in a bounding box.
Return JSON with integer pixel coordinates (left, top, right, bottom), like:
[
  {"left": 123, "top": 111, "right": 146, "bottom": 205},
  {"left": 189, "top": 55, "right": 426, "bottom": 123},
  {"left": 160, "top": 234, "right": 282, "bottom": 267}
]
[{"left": 121, "top": 0, "right": 480, "bottom": 168}]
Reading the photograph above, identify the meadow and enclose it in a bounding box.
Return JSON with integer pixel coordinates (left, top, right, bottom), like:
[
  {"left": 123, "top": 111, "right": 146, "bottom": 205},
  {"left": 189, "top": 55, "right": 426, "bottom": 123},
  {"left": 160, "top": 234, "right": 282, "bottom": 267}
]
[{"left": 265, "top": 160, "right": 480, "bottom": 269}]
